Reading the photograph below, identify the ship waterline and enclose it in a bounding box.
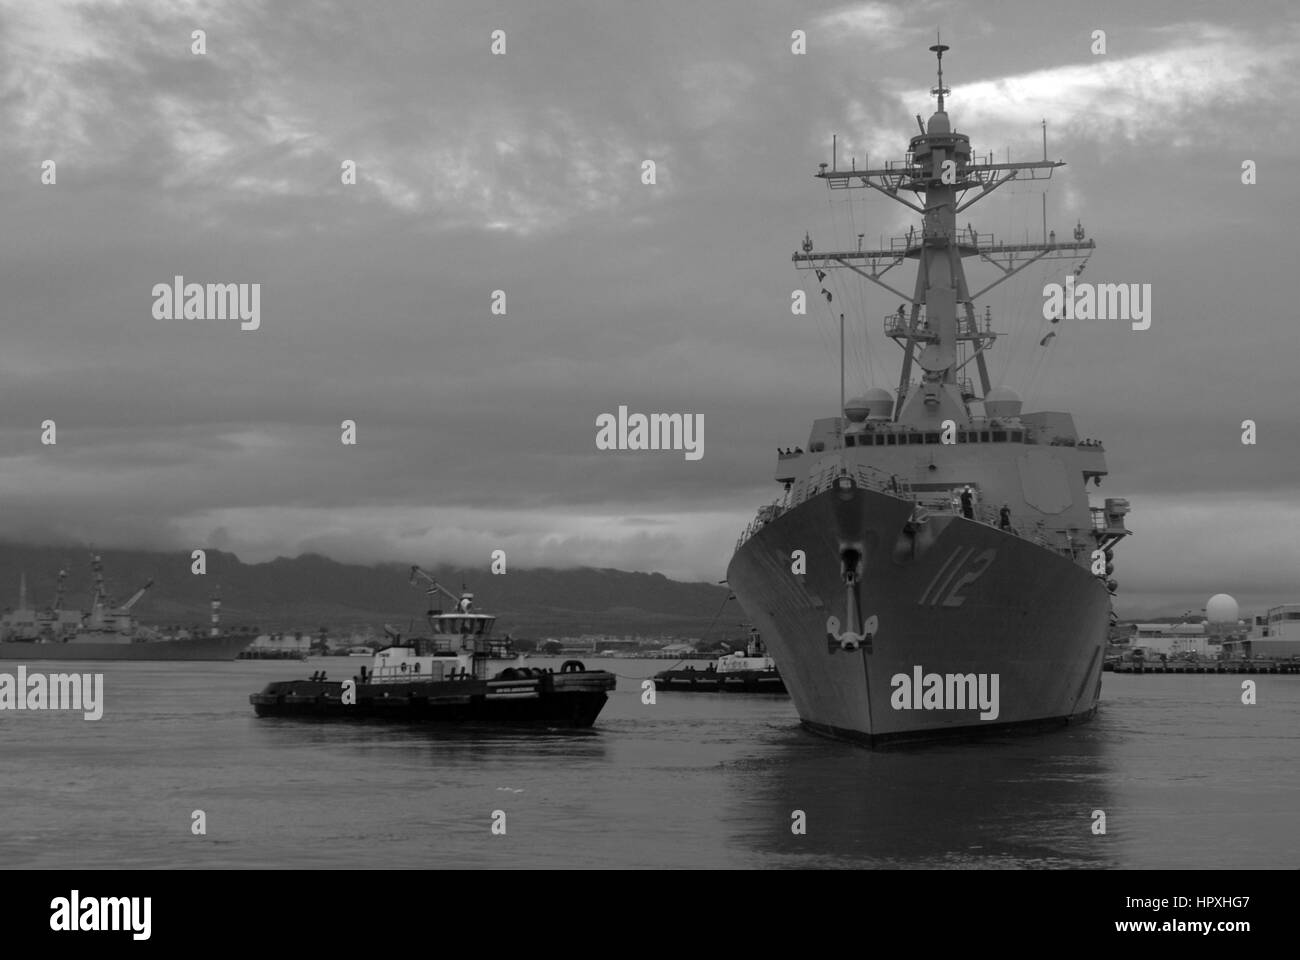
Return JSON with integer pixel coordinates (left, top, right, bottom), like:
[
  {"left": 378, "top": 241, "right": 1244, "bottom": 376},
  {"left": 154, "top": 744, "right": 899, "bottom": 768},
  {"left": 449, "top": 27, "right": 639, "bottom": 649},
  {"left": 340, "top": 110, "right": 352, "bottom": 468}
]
[
  {"left": 0, "top": 633, "right": 252, "bottom": 662},
  {"left": 728, "top": 483, "right": 1109, "bottom": 743}
]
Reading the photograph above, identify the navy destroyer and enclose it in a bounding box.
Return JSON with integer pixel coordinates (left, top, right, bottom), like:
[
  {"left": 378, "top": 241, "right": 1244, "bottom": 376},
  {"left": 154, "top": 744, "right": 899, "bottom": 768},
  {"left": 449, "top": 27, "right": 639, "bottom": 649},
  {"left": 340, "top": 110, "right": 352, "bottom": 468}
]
[{"left": 726, "top": 44, "right": 1131, "bottom": 744}]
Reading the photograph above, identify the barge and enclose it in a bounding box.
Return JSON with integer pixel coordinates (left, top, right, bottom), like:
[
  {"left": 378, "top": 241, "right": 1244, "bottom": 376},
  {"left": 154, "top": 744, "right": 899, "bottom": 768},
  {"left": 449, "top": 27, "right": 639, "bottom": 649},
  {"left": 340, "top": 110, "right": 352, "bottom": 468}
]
[{"left": 653, "top": 629, "right": 786, "bottom": 694}]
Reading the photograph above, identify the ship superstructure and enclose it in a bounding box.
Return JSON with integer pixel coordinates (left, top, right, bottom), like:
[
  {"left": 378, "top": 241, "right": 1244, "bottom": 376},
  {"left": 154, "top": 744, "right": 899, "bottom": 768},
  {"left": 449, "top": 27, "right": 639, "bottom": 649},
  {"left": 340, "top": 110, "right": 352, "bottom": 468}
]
[
  {"left": 1, "top": 568, "right": 81, "bottom": 642},
  {"left": 407, "top": 565, "right": 522, "bottom": 661},
  {"left": 73, "top": 553, "right": 154, "bottom": 641},
  {"left": 726, "top": 43, "right": 1131, "bottom": 743}
]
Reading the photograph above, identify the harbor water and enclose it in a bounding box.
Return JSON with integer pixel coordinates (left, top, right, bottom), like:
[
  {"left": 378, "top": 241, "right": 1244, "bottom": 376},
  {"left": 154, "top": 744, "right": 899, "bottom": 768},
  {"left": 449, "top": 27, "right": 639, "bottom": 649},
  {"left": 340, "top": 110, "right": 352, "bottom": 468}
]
[{"left": 1, "top": 657, "right": 1295, "bottom": 869}]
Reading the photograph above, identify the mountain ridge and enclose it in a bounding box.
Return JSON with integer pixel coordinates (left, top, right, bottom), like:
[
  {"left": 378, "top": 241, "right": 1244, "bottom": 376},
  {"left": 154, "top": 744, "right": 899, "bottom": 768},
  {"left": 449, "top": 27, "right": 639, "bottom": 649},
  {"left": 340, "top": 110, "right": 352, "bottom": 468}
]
[{"left": 0, "top": 543, "right": 736, "bottom": 639}]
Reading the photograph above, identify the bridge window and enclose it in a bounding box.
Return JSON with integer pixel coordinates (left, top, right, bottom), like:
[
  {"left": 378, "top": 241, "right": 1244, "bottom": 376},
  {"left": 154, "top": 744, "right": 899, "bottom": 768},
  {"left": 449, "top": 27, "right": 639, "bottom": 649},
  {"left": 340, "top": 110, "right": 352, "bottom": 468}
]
[
  {"left": 992, "top": 431, "right": 1007, "bottom": 442},
  {"left": 908, "top": 434, "right": 922, "bottom": 445},
  {"left": 980, "top": 431, "right": 991, "bottom": 442},
  {"left": 924, "top": 432, "right": 940, "bottom": 444},
  {"left": 876, "top": 435, "right": 885, "bottom": 445},
  {"left": 886, "top": 435, "right": 897, "bottom": 445},
  {"left": 845, "top": 435, "right": 856, "bottom": 447},
  {"left": 1010, "top": 430, "right": 1023, "bottom": 442},
  {"left": 957, "top": 432, "right": 967, "bottom": 443}
]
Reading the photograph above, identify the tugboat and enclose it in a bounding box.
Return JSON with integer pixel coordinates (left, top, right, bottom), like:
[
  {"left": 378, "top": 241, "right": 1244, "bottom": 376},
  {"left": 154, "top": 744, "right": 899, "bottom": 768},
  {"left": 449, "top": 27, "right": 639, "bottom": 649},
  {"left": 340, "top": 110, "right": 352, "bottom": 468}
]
[
  {"left": 249, "top": 566, "right": 616, "bottom": 727},
  {"left": 652, "top": 628, "right": 786, "bottom": 694},
  {"left": 726, "top": 42, "right": 1130, "bottom": 744}
]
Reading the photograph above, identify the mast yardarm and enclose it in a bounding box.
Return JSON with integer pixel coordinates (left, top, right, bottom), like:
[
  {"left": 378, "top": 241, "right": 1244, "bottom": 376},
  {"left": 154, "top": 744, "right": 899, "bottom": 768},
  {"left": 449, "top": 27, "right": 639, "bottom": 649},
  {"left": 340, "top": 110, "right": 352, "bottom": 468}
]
[{"left": 796, "top": 43, "right": 1096, "bottom": 423}]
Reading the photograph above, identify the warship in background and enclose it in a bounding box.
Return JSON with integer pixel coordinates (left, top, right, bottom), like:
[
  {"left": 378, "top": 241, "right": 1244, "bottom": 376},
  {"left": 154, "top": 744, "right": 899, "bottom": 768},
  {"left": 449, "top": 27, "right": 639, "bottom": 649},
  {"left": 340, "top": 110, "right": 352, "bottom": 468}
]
[
  {"left": 0, "top": 554, "right": 252, "bottom": 661},
  {"left": 727, "top": 43, "right": 1131, "bottom": 744}
]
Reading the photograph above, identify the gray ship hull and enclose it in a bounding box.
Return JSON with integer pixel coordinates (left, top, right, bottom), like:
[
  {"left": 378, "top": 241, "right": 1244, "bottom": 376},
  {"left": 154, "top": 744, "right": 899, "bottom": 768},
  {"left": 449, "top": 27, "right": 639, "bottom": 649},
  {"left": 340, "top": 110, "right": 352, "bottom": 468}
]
[
  {"left": 0, "top": 633, "right": 253, "bottom": 662},
  {"left": 727, "top": 484, "right": 1108, "bottom": 744}
]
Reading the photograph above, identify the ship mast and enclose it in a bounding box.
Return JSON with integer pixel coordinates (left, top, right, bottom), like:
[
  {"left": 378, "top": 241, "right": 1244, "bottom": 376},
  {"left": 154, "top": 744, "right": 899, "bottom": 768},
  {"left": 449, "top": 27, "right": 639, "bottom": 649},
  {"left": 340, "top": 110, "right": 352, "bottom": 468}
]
[
  {"left": 796, "top": 41, "right": 1095, "bottom": 422},
  {"left": 90, "top": 551, "right": 110, "bottom": 616}
]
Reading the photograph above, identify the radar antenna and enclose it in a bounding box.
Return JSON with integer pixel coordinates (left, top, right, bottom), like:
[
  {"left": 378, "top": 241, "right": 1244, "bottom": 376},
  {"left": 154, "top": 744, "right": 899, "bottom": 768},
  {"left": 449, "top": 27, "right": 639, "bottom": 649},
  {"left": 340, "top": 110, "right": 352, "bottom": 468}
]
[
  {"left": 929, "top": 33, "right": 950, "bottom": 112},
  {"left": 797, "top": 41, "right": 1096, "bottom": 421}
]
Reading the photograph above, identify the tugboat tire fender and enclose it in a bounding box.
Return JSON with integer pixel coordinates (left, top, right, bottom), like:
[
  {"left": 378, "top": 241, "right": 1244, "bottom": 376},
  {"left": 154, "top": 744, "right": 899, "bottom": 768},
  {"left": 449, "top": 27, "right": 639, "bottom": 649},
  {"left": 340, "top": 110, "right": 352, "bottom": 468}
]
[{"left": 560, "top": 660, "right": 585, "bottom": 674}]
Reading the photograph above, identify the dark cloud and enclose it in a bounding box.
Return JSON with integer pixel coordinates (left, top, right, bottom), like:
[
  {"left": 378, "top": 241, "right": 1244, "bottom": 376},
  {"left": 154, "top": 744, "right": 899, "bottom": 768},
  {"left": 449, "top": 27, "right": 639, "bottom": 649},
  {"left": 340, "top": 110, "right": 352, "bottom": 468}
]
[{"left": 1, "top": 1, "right": 1298, "bottom": 615}]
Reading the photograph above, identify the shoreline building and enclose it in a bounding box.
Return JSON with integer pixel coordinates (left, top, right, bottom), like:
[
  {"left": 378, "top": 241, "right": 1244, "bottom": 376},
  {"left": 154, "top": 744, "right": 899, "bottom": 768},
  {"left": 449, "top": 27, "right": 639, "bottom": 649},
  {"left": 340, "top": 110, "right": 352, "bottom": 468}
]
[
  {"left": 240, "top": 632, "right": 312, "bottom": 660},
  {"left": 1222, "top": 604, "right": 1300, "bottom": 659},
  {"left": 1130, "top": 622, "right": 1217, "bottom": 657}
]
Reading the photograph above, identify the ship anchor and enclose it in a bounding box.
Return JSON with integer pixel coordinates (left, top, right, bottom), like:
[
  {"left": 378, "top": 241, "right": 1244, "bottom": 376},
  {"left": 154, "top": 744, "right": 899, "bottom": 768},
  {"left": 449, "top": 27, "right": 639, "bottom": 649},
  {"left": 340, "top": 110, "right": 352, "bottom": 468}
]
[
  {"left": 826, "top": 547, "right": 878, "bottom": 653},
  {"left": 826, "top": 611, "right": 878, "bottom": 654}
]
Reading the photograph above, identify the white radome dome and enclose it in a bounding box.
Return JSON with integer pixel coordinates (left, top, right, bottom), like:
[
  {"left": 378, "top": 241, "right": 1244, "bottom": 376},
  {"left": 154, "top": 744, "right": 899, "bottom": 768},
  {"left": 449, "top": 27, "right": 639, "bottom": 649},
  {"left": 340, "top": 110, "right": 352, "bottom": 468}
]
[
  {"left": 1206, "top": 594, "right": 1239, "bottom": 624},
  {"left": 859, "top": 387, "right": 893, "bottom": 420},
  {"left": 843, "top": 395, "right": 871, "bottom": 422},
  {"left": 984, "top": 387, "right": 1023, "bottom": 419}
]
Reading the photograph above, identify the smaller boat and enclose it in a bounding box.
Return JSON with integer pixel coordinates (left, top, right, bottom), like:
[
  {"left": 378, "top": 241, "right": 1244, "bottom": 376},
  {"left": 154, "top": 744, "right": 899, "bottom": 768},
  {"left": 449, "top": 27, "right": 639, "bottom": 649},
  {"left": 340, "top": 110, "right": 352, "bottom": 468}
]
[
  {"left": 249, "top": 566, "right": 616, "bottom": 727},
  {"left": 652, "top": 628, "right": 786, "bottom": 694}
]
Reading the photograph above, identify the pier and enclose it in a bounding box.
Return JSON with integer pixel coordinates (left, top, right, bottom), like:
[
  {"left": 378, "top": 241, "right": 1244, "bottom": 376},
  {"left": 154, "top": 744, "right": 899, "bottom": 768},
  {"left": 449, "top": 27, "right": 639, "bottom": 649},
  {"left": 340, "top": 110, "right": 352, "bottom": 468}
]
[{"left": 1107, "top": 659, "right": 1300, "bottom": 675}]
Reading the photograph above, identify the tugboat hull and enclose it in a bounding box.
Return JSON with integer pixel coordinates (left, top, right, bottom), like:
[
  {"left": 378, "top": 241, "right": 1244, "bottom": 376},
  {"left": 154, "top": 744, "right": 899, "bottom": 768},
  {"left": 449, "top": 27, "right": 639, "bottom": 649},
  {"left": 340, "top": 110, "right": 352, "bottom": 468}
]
[
  {"left": 250, "top": 668, "right": 616, "bottom": 728},
  {"left": 652, "top": 669, "right": 786, "bottom": 693}
]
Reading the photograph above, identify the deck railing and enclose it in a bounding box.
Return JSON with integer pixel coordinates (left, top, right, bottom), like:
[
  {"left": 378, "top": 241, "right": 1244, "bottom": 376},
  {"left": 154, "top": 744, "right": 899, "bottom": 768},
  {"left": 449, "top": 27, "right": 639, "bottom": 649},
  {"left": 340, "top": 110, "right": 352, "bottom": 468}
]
[
  {"left": 735, "top": 461, "right": 1059, "bottom": 553},
  {"left": 735, "top": 461, "right": 912, "bottom": 551}
]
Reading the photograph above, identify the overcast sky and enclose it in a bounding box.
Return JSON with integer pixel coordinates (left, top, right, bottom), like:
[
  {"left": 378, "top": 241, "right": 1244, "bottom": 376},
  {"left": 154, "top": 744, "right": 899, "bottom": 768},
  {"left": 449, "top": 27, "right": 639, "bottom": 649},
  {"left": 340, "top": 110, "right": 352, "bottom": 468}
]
[{"left": 1, "top": 0, "right": 1297, "bottom": 617}]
